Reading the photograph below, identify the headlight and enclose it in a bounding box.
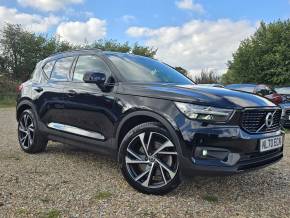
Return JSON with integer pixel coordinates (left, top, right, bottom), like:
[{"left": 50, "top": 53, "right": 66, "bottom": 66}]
[{"left": 175, "top": 102, "right": 234, "bottom": 122}]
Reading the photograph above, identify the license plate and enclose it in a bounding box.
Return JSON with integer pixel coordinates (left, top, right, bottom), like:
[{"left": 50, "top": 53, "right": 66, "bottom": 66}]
[{"left": 260, "top": 136, "right": 283, "bottom": 152}]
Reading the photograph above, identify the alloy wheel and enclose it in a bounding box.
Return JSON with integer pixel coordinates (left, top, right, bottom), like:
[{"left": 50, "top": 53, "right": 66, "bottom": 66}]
[
  {"left": 18, "top": 113, "right": 35, "bottom": 149},
  {"left": 125, "top": 131, "right": 178, "bottom": 189}
]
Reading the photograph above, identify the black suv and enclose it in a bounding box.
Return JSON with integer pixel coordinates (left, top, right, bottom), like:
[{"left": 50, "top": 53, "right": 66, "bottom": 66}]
[{"left": 16, "top": 50, "right": 284, "bottom": 194}]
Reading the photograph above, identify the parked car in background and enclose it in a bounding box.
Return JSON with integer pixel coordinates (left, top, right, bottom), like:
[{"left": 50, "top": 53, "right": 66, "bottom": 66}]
[
  {"left": 276, "top": 86, "right": 290, "bottom": 127},
  {"left": 225, "top": 84, "right": 283, "bottom": 105},
  {"left": 275, "top": 86, "right": 290, "bottom": 103},
  {"left": 198, "top": 83, "right": 224, "bottom": 88},
  {"left": 280, "top": 103, "right": 290, "bottom": 128}
]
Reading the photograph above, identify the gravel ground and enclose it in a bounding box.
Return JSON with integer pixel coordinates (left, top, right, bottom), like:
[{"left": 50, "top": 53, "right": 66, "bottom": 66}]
[{"left": 0, "top": 108, "right": 290, "bottom": 218}]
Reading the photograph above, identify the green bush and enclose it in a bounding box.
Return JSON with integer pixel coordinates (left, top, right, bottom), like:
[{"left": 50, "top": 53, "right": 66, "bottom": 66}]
[
  {"left": 0, "top": 94, "right": 16, "bottom": 108},
  {"left": 0, "top": 74, "right": 19, "bottom": 93},
  {"left": 222, "top": 20, "right": 290, "bottom": 85}
]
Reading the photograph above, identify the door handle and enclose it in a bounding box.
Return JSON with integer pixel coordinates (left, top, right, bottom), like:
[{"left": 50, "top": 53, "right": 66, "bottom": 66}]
[
  {"left": 67, "top": 90, "right": 77, "bottom": 97},
  {"left": 33, "top": 87, "right": 43, "bottom": 92}
]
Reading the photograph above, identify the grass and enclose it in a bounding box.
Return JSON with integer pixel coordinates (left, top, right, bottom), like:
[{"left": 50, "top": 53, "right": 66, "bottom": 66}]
[
  {"left": 94, "top": 191, "right": 113, "bottom": 201},
  {"left": 284, "top": 128, "right": 290, "bottom": 133},
  {"left": 0, "top": 153, "right": 22, "bottom": 161},
  {"left": 39, "top": 209, "right": 61, "bottom": 218},
  {"left": 202, "top": 194, "right": 219, "bottom": 203},
  {"left": 16, "top": 208, "right": 28, "bottom": 215},
  {"left": 0, "top": 93, "right": 16, "bottom": 108}
]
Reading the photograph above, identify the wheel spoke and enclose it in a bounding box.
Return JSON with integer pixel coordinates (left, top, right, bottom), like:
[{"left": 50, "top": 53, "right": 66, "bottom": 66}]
[
  {"left": 19, "top": 125, "right": 26, "bottom": 133},
  {"left": 19, "top": 120, "right": 26, "bottom": 131},
  {"left": 152, "top": 140, "right": 174, "bottom": 156},
  {"left": 125, "top": 156, "right": 149, "bottom": 164},
  {"left": 159, "top": 164, "right": 167, "bottom": 184},
  {"left": 24, "top": 114, "right": 29, "bottom": 128},
  {"left": 134, "top": 169, "right": 150, "bottom": 181},
  {"left": 20, "top": 134, "right": 28, "bottom": 143},
  {"left": 27, "top": 132, "right": 32, "bottom": 146},
  {"left": 127, "top": 148, "right": 143, "bottom": 161},
  {"left": 142, "top": 162, "right": 155, "bottom": 187},
  {"left": 156, "top": 158, "right": 176, "bottom": 179},
  {"left": 147, "top": 132, "right": 153, "bottom": 150},
  {"left": 138, "top": 133, "right": 149, "bottom": 157},
  {"left": 28, "top": 123, "right": 34, "bottom": 132},
  {"left": 21, "top": 134, "right": 29, "bottom": 147}
]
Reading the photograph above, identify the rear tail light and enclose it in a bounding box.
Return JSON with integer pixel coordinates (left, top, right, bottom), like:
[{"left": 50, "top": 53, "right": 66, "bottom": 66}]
[{"left": 16, "top": 84, "right": 23, "bottom": 92}]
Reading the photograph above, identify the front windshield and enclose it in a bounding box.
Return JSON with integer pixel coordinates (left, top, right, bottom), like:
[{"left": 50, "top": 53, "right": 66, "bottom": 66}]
[{"left": 106, "top": 53, "right": 193, "bottom": 84}]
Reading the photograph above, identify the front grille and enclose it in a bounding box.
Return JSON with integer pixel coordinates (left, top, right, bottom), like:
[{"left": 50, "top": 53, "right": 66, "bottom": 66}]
[{"left": 241, "top": 109, "right": 282, "bottom": 133}]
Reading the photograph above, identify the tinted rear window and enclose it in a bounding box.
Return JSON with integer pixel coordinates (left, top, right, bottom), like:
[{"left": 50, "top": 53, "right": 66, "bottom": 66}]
[
  {"left": 43, "top": 61, "right": 55, "bottom": 79},
  {"left": 50, "top": 57, "right": 74, "bottom": 81}
]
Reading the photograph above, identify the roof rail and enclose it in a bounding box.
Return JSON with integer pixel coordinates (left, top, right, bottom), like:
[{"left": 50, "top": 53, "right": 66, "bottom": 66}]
[{"left": 47, "top": 48, "right": 103, "bottom": 58}]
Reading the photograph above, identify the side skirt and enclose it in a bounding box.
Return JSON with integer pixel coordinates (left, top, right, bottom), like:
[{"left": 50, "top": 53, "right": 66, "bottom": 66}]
[{"left": 47, "top": 122, "right": 105, "bottom": 140}]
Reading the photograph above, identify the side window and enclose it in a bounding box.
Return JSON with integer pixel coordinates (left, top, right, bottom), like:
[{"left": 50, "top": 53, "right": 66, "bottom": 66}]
[
  {"left": 73, "top": 55, "right": 110, "bottom": 82},
  {"left": 43, "top": 61, "right": 55, "bottom": 79},
  {"left": 50, "top": 57, "right": 74, "bottom": 81},
  {"left": 31, "top": 61, "right": 42, "bottom": 82}
]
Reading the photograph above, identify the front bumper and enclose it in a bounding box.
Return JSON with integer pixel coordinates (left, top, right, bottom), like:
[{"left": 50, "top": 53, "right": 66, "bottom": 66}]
[{"left": 178, "top": 125, "right": 284, "bottom": 176}]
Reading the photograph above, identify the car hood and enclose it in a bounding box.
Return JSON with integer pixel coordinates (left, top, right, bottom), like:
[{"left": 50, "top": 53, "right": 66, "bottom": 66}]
[{"left": 117, "top": 83, "right": 276, "bottom": 109}]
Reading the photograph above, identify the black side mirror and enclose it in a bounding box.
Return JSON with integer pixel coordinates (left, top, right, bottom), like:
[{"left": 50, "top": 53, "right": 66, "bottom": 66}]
[{"left": 83, "top": 72, "right": 106, "bottom": 85}]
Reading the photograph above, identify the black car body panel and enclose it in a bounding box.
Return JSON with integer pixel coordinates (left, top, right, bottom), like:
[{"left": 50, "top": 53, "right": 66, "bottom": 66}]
[
  {"left": 117, "top": 83, "right": 275, "bottom": 108},
  {"left": 16, "top": 50, "right": 284, "bottom": 177}
]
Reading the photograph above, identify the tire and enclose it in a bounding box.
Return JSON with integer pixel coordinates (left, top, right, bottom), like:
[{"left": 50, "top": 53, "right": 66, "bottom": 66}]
[
  {"left": 119, "top": 122, "right": 181, "bottom": 195},
  {"left": 17, "top": 109, "right": 48, "bottom": 153}
]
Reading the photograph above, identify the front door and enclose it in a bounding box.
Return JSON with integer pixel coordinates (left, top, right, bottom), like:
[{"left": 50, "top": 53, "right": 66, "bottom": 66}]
[{"left": 62, "top": 55, "right": 117, "bottom": 143}]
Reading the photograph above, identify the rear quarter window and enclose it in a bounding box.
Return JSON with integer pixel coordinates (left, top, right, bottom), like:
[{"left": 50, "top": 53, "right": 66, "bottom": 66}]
[
  {"left": 42, "top": 61, "right": 55, "bottom": 79},
  {"left": 50, "top": 57, "right": 74, "bottom": 81}
]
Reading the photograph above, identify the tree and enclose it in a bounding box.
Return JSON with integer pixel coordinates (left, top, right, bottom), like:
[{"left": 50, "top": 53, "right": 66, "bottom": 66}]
[
  {"left": 131, "top": 43, "right": 157, "bottom": 58},
  {"left": 175, "top": 66, "right": 192, "bottom": 79},
  {"left": 222, "top": 20, "right": 290, "bottom": 85},
  {"left": 90, "top": 40, "right": 157, "bottom": 58},
  {"left": 0, "top": 23, "right": 157, "bottom": 81},
  {"left": 90, "top": 39, "right": 131, "bottom": 53},
  {"left": 0, "top": 24, "right": 74, "bottom": 80},
  {"left": 194, "top": 69, "right": 220, "bottom": 84}
]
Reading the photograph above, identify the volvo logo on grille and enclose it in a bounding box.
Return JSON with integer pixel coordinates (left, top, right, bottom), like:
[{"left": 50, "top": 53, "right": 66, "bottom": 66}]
[{"left": 265, "top": 112, "right": 274, "bottom": 128}]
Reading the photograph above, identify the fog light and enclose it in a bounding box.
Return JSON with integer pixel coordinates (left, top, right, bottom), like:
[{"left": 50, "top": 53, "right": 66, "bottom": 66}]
[{"left": 202, "top": 149, "right": 208, "bottom": 156}]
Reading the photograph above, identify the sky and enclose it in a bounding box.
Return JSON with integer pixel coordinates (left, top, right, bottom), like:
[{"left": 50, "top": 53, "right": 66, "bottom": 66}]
[{"left": 0, "top": 0, "right": 289, "bottom": 76}]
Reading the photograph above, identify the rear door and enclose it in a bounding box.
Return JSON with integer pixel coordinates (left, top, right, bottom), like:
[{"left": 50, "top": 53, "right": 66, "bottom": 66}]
[
  {"left": 61, "top": 54, "right": 117, "bottom": 143},
  {"left": 36, "top": 56, "right": 75, "bottom": 127}
]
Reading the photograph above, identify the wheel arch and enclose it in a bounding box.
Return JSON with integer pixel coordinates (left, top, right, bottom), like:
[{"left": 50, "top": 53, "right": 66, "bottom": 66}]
[
  {"left": 115, "top": 110, "right": 182, "bottom": 155},
  {"left": 16, "top": 99, "right": 36, "bottom": 121}
]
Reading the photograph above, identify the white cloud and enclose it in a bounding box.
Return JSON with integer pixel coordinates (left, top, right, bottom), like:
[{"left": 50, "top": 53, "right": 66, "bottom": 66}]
[
  {"left": 176, "top": 0, "right": 205, "bottom": 14},
  {"left": 56, "top": 18, "right": 106, "bottom": 44},
  {"left": 126, "top": 19, "right": 256, "bottom": 75},
  {"left": 121, "top": 15, "right": 136, "bottom": 23},
  {"left": 0, "top": 6, "right": 60, "bottom": 33},
  {"left": 18, "top": 0, "right": 83, "bottom": 12}
]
